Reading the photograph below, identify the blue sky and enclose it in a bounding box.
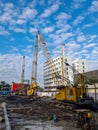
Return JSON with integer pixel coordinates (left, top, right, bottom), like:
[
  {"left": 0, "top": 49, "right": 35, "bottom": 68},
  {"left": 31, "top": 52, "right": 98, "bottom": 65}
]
[{"left": 0, "top": 0, "right": 98, "bottom": 86}]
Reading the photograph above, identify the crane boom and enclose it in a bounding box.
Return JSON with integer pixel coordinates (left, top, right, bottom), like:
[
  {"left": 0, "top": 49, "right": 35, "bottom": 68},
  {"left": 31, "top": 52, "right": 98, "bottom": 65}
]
[
  {"left": 36, "top": 31, "right": 51, "bottom": 60},
  {"left": 36, "top": 31, "right": 61, "bottom": 86}
]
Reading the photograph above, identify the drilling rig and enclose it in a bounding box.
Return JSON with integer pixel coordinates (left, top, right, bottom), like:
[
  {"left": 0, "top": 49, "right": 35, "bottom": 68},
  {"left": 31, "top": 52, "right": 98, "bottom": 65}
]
[
  {"left": 27, "top": 33, "right": 38, "bottom": 96},
  {"left": 27, "top": 31, "right": 61, "bottom": 96}
]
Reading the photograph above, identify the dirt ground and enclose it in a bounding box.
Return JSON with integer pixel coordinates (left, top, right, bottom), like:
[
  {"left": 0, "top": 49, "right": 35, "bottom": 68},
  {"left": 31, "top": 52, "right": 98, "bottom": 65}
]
[{"left": 0, "top": 96, "right": 98, "bottom": 130}]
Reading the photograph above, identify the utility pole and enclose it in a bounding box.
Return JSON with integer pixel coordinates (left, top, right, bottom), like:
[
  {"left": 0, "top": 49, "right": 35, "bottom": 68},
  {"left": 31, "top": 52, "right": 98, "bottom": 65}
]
[{"left": 21, "top": 56, "right": 25, "bottom": 83}]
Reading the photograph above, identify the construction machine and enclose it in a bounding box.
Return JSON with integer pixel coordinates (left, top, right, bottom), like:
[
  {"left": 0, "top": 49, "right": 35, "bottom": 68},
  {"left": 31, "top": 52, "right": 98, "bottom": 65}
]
[
  {"left": 55, "top": 47, "right": 94, "bottom": 108},
  {"left": 27, "top": 31, "right": 56, "bottom": 96},
  {"left": 56, "top": 74, "right": 86, "bottom": 101},
  {"left": 55, "top": 74, "right": 94, "bottom": 109},
  {"left": 27, "top": 33, "right": 38, "bottom": 96}
]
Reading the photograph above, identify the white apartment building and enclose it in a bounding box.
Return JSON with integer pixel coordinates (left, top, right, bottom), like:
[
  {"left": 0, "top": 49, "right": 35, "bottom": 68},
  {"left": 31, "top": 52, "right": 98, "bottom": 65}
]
[
  {"left": 72, "top": 60, "right": 88, "bottom": 74},
  {"left": 44, "top": 56, "right": 73, "bottom": 88},
  {"left": 44, "top": 56, "right": 88, "bottom": 88},
  {"left": 44, "top": 56, "right": 62, "bottom": 88}
]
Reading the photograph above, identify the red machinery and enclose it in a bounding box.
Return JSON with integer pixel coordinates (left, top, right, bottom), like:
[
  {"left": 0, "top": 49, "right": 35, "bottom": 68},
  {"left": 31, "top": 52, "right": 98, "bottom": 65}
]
[{"left": 11, "top": 83, "right": 29, "bottom": 92}]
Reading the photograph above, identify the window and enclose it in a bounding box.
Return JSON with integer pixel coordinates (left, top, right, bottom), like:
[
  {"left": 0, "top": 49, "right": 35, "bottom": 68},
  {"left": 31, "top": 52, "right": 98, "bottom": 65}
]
[
  {"left": 66, "top": 67, "right": 68, "bottom": 70},
  {"left": 70, "top": 89, "right": 73, "bottom": 95}
]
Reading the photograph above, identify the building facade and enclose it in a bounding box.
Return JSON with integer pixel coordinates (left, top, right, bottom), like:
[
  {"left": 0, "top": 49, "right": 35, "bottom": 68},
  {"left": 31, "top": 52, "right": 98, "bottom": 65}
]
[
  {"left": 44, "top": 57, "right": 88, "bottom": 88},
  {"left": 44, "top": 56, "right": 62, "bottom": 88},
  {"left": 72, "top": 60, "right": 88, "bottom": 73}
]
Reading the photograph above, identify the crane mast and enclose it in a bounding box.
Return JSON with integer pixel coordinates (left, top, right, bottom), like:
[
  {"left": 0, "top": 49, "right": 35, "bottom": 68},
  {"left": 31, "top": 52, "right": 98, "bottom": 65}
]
[
  {"left": 21, "top": 56, "right": 25, "bottom": 83},
  {"left": 62, "top": 45, "right": 67, "bottom": 86},
  {"left": 31, "top": 35, "right": 38, "bottom": 84}
]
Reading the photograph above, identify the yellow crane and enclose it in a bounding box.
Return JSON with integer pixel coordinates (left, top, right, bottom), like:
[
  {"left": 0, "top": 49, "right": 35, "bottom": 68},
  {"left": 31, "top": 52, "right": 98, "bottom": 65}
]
[
  {"left": 27, "top": 33, "right": 38, "bottom": 96},
  {"left": 27, "top": 31, "right": 56, "bottom": 95}
]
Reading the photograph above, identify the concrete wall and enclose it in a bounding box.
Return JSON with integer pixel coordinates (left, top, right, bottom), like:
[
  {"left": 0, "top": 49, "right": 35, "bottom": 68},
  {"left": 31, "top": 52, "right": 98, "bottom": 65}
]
[{"left": 87, "top": 83, "right": 98, "bottom": 102}]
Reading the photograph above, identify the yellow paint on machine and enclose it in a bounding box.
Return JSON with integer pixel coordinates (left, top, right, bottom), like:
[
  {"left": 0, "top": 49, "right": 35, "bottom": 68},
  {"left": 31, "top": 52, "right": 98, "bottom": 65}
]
[{"left": 55, "top": 86, "right": 87, "bottom": 102}]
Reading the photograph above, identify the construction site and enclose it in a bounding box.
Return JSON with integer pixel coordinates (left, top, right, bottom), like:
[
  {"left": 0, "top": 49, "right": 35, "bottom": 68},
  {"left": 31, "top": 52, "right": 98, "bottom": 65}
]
[{"left": 0, "top": 32, "right": 98, "bottom": 130}]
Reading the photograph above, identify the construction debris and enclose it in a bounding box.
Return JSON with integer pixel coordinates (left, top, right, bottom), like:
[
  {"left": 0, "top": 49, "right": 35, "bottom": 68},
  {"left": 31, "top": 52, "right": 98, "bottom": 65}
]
[{"left": 0, "top": 96, "right": 98, "bottom": 130}]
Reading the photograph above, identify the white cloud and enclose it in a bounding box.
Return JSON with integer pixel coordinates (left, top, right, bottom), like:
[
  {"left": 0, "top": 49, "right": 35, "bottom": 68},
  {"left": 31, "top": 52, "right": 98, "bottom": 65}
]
[
  {"left": 16, "top": 19, "right": 26, "bottom": 24},
  {"left": 50, "top": 33, "right": 73, "bottom": 46},
  {"left": 78, "top": 49, "right": 88, "bottom": 54},
  {"left": 61, "top": 33, "right": 73, "bottom": 40},
  {"left": 92, "top": 49, "right": 98, "bottom": 56},
  {"left": 89, "top": 1, "right": 98, "bottom": 13},
  {"left": 0, "top": 3, "right": 19, "bottom": 25},
  {"left": 13, "top": 28, "right": 26, "bottom": 33},
  {"left": 56, "top": 24, "right": 71, "bottom": 33},
  {"left": 4, "top": 3, "right": 14, "bottom": 13},
  {"left": 29, "top": 0, "right": 37, "bottom": 8},
  {"left": 41, "top": 2, "right": 60, "bottom": 18},
  {"left": 73, "top": 16, "right": 84, "bottom": 26},
  {"left": 87, "top": 35, "right": 97, "bottom": 43},
  {"left": 56, "top": 12, "right": 71, "bottom": 20},
  {"left": 66, "top": 42, "right": 81, "bottom": 52},
  {"left": 77, "top": 34, "right": 86, "bottom": 42},
  {"left": 19, "top": 7, "right": 38, "bottom": 20},
  {"left": 0, "top": 54, "right": 22, "bottom": 83},
  {"left": 10, "top": 37, "right": 15, "bottom": 41},
  {"left": 43, "top": 27, "right": 54, "bottom": 33},
  {"left": 71, "top": 0, "right": 87, "bottom": 9},
  {"left": 49, "top": 32, "right": 73, "bottom": 46},
  {"left": 27, "top": 45, "right": 32, "bottom": 49},
  {"left": 11, "top": 46, "right": 19, "bottom": 52},
  {"left": 88, "top": 60, "right": 98, "bottom": 71},
  {"left": 0, "top": 26, "right": 9, "bottom": 35},
  {"left": 19, "top": 0, "right": 26, "bottom": 3},
  {"left": 0, "top": 12, "right": 12, "bottom": 23},
  {"left": 0, "top": 54, "right": 45, "bottom": 85},
  {"left": 25, "top": 37, "right": 34, "bottom": 42},
  {"left": 29, "top": 28, "right": 37, "bottom": 33},
  {"left": 22, "top": 45, "right": 33, "bottom": 54},
  {"left": 83, "top": 43, "right": 96, "bottom": 49},
  {"left": 83, "top": 23, "right": 93, "bottom": 29},
  {"left": 89, "top": 35, "right": 97, "bottom": 40}
]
